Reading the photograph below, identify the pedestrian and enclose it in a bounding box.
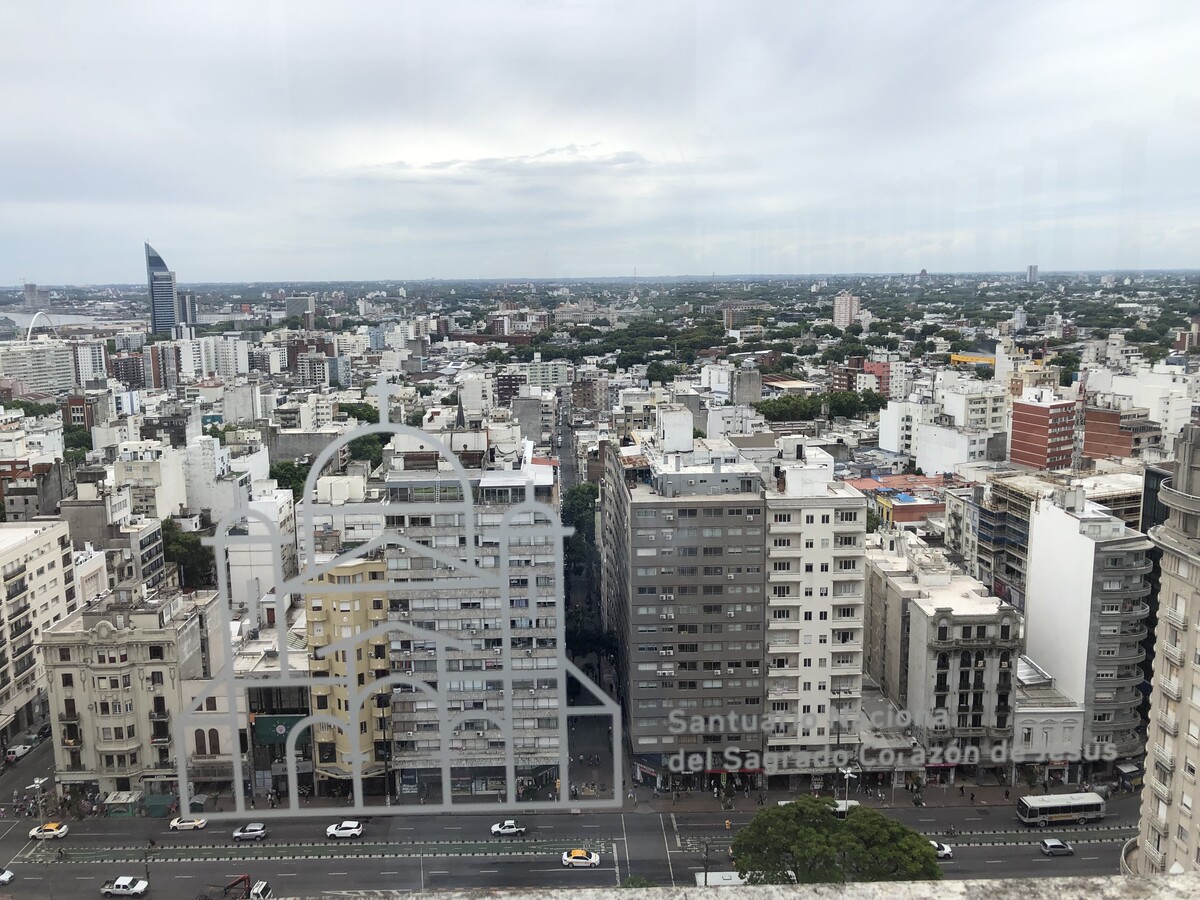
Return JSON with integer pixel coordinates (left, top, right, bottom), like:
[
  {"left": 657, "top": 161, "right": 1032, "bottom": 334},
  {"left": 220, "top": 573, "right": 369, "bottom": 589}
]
[
  {"left": 970, "top": 793, "right": 975, "bottom": 804},
  {"left": 1004, "top": 789, "right": 1010, "bottom": 801},
  {"left": 959, "top": 785, "right": 964, "bottom": 796}
]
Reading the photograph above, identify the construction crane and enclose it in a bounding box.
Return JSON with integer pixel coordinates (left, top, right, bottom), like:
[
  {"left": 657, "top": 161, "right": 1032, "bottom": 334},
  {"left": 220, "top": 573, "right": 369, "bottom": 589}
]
[{"left": 1071, "top": 365, "right": 1089, "bottom": 472}]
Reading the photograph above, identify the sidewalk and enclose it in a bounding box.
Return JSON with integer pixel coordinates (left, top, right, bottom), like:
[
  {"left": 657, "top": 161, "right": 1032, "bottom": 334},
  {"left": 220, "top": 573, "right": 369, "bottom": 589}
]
[{"left": 625, "top": 777, "right": 1134, "bottom": 816}]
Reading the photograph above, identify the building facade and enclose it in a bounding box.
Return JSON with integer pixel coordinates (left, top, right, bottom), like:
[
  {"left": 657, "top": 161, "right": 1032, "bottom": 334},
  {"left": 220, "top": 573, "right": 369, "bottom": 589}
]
[{"left": 1137, "top": 423, "right": 1200, "bottom": 875}]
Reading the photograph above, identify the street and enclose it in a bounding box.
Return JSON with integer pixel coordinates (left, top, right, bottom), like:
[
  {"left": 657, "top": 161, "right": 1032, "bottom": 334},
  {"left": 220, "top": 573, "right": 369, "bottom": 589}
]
[{"left": 0, "top": 800, "right": 1132, "bottom": 897}]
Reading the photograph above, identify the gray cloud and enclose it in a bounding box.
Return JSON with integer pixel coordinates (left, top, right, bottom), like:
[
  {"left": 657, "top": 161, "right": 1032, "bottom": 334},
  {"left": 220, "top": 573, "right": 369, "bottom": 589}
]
[{"left": 1, "top": 0, "right": 1198, "bottom": 282}]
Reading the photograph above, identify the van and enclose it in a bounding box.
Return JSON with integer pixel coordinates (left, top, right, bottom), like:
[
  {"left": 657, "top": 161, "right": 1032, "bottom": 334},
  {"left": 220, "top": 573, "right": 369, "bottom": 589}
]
[
  {"left": 833, "top": 800, "right": 861, "bottom": 819},
  {"left": 249, "top": 881, "right": 272, "bottom": 899}
]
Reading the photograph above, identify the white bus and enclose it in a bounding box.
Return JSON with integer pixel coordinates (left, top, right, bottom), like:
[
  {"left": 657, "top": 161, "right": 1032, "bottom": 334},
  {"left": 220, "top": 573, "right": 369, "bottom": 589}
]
[
  {"left": 1015, "top": 792, "right": 1106, "bottom": 827},
  {"left": 695, "top": 871, "right": 748, "bottom": 886}
]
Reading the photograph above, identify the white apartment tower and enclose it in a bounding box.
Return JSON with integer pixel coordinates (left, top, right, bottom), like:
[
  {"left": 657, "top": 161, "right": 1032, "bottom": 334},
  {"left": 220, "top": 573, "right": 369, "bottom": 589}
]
[
  {"left": 764, "top": 441, "right": 868, "bottom": 771},
  {"left": 832, "top": 292, "right": 861, "bottom": 331}
]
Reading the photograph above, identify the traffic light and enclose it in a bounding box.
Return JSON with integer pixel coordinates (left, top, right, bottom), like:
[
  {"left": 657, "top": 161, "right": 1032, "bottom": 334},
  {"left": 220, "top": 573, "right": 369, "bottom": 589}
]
[{"left": 725, "top": 819, "right": 732, "bottom": 830}]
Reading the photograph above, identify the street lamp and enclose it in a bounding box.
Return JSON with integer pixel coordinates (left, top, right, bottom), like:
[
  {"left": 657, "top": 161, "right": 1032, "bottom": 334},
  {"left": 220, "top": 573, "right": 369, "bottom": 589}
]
[{"left": 839, "top": 766, "right": 856, "bottom": 806}]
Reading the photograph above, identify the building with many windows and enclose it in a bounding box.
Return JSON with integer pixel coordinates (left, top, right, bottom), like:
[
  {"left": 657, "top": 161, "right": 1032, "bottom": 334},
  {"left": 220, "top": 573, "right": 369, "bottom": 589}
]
[
  {"left": 0, "top": 519, "right": 76, "bottom": 743},
  {"left": 1136, "top": 423, "right": 1200, "bottom": 875},
  {"left": 41, "top": 582, "right": 224, "bottom": 799},
  {"left": 763, "top": 441, "right": 868, "bottom": 780}
]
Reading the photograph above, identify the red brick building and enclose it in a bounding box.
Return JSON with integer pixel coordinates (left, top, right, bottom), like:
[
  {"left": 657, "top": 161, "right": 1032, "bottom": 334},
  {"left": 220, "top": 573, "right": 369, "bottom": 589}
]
[{"left": 1010, "top": 392, "right": 1075, "bottom": 470}]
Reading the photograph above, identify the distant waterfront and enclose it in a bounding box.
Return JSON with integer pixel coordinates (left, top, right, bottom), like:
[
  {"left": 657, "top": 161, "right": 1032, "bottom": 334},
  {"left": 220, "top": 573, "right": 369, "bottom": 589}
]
[{"left": 2, "top": 310, "right": 141, "bottom": 328}]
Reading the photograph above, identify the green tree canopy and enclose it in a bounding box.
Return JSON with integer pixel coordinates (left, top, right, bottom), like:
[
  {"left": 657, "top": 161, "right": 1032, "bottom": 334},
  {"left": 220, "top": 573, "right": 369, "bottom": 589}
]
[
  {"left": 161, "top": 518, "right": 215, "bottom": 588},
  {"left": 270, "top": 461, "right": 311, "bottom": 501},
  {"left": 730, "top": 796, "right": 941, "bottom": 885},
  {"left": 338, "top": 402, "right": 379, "bottom": 424}
]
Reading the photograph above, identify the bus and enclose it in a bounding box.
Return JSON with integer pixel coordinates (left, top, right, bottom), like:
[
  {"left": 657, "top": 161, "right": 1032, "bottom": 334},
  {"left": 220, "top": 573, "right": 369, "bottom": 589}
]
[{"left": 1015, "top": 792, "right": 1106, "bottom": 827}]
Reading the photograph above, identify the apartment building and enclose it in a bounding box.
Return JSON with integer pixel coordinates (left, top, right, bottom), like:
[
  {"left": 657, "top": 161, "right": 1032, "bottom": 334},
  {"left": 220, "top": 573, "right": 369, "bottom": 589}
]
[
  {"left": 303, "top": 437, "right": 565, "bottom": 801},
  {"left": 944, "top": 470, "right": 1144, "bottom": 613},
  {"left": 0, "top": 519, "right": 76, "bottom": 743},
  {"left": 1009, "top": 389, "right": 1075, "bottom": 471},
  {"left": 600, "top": 407, "right": 768, "bottom": 786},
  {"left": 763, "top": 441, "right": 868, "bottom": 779},
  {"left": 865, "top": 531, "right": 1021, "bottom": 781},
  {"left": 832, "top": 292, "right": 861, "bottom": 330},
  {"left": 1025, "top": 487, "right": 1151, "bottom": 766},
  {"left": 1137, "top": 423, "right": 1200, "bottom": 875},
  {"left": 113, "top": 440, "right": 187, "bottom": 520},
  {"left": 41, "top": 582, "right": 224, "bottom": 798}
]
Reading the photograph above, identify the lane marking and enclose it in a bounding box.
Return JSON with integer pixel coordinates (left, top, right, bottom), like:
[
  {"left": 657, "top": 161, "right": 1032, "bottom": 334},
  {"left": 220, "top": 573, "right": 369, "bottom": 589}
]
[
  {"left": 660, "top": 813, "right": 677, "bottom": 888},
  {"left": 479, "top": 869, "right": 498, "bottom": 874}
]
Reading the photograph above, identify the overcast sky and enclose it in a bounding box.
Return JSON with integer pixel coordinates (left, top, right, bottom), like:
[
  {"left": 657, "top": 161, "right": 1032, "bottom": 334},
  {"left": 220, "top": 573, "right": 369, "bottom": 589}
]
[{"left": 3, "top": 1, "right": 1198, "bottom": 283}]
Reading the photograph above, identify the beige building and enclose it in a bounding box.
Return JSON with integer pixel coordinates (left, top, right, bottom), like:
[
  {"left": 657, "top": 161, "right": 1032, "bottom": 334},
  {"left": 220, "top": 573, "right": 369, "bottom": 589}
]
[
  {"left": 1, "top": 519, "right": 77, "bottom": 743},
  {"left": 1136, "top": 423, "right": 1200, "bottom": 875},
  {"left": 40, "top": 582, "right": 223, "bottom": 798},
  {"left": 865, "top": 531, "right": 1021, "bottom": 782}
]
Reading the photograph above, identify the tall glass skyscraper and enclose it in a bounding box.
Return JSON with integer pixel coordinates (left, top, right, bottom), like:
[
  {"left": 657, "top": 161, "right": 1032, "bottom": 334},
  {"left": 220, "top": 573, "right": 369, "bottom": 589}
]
[{"left": 145, "top": 242, "right": 180, "bottom": 334}]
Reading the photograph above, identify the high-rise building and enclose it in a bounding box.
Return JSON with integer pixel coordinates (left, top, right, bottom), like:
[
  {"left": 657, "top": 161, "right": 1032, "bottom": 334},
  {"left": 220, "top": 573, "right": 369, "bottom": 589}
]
[
  {"left": 832, "top": 292, "right": 861, "bottom": 331},
  {"left": 599, "top": 410, "right": 870, "bottom": 788},
  {"left": 1136, "top": 423, "right": 1200, "bottom": 874},
  {"left": 1024, "top": 487, "right": 1151, "bottom": 767},
  {"left": 1026, "top": 265, "right": 1039, "bottom": 284},
  {"left": 146, "top": 243, "right": 192, "bottom": 335},
  {"left": 1, "top": 519, "right": 77, "bottom": 743}
]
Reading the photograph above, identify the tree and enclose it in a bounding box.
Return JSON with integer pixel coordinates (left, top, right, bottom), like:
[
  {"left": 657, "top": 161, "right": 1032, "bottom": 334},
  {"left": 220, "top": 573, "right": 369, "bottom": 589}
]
[
  {"left": 348, "top": 434, "right": 385, "bottom": 469},
  {"left": 405, "top": 409, "right": 425, "bottom": 428},
  {"left": 645, "top": 360, "right": 681, "bottom": 384},
  {"left": 7, "top": 399, "right": 58, "bottom": 419},
  {"left": 339, "top": 402, "right": 379, "bottom": 424},
  {"left": 269, "top": 461, "right": 311, "bottom": 501},
  {"left": 729, "top": 797, "right": 940, "bottom": 885},
  {"left": 160, "top": 518, "right": 215, "bottom": 588},
  {"left": 64, "top": 424, "right": 93, "bottom": 452}
]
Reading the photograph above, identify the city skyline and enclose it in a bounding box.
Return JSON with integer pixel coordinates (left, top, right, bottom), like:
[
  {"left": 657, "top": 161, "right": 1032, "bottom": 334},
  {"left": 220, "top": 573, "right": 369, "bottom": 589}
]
[{"left": 3, "top": 2, "right": 1199, "bottom": 283}]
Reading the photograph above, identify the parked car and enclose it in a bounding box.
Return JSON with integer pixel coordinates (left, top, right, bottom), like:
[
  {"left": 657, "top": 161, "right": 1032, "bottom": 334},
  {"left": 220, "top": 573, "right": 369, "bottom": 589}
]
[
  {"left": 29, "top": 822, "right": 69, "bottom": 840},
  {"left": 325, "top": 821, "right": 363, "bottom": 839},
  {"left": 490, "top": 819, "right": 527, "bottom": 836},
  {"left": 169, "top": 816, "right": 207, "bottom": 831},
  {"left": 36, "top": 723, "right": 52, "bottom": 741},
  {"left": 929, "top": 840, "right": 953, "bottom": 859},
  {"left": 1040, "top": 838, "right": 1074, "bottom": 857},
  {"left": 232, "top": 823, "right": 268, "bottom": 842},
  {"left": 561, "top": 848, "right": 600, "bottom": 868},
  {"left": 6, "top": 745, "right": 33, "bottom": 764}
]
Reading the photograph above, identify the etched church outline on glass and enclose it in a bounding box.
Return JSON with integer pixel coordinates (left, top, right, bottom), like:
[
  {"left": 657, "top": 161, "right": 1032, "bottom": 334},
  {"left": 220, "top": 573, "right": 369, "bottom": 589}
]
[{"left": 176, "top": 379, "right": 621, "bottom": 819}]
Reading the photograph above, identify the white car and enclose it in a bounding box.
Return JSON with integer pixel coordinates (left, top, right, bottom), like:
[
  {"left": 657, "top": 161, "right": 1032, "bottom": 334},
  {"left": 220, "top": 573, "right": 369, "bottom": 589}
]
[
  {"left": 169, "top": 816, "right": 207, "bottom": 831},
  {"left": 232, "top": 822, "right": 268, "bottom": 842},
  {"left": 929, "top": 840, "right": 953, "bottom": 859},
  {"left": 29, "top": 822, "right": 69, "bottom": 840},
  {"left": 100, "top": 876, "right": 149, "bottom": 896},
  {"left": 491, "top": 819, "right": 527, "bottom": 836},
  {"left": 326, "top": 820, "right": 363, "bottom": 839},
  {"left": 562, "top": 848, "right": 601, "bottom": 868},
  {"left": 0, "top": 869, "right": 13, "bottom": 885}
]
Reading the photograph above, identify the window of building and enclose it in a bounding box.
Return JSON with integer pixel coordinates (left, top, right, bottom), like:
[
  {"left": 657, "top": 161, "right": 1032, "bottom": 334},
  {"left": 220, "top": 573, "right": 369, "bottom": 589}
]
[{"left": 61, "top": 673, "right": 73, "bottom": 688}]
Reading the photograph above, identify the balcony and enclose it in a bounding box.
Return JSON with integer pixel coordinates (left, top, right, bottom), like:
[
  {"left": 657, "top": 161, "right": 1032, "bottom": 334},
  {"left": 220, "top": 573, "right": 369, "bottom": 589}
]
[
  {"left": 1142, "top": 842, "right": 1165, "bottom": 870},
  {"left": 308, "top": 607, "right": 328, "bottom": 622},
  {"left": 58, "top": 710, "right": 79, "bottom": 723},
  {"left": 1162, "top": 643, "right": 1185, "bottom": 667},
  {"left": 61, "top": 736, "right": 83, "bottom": 749},
  {"left": 1161, "top": 482, "right": 1200, "bottom": 516},
  {"left": 1158, "top": 712, "right": 1179, "bottom": 736},
  {"left": 150, "top": 733, "right": 172, "bottom": 746},
  {"left": 1161, "top": 676, "right": 1182, "bottom": 701},
  {"left": 1149, "top": 776, "right": 1173, "bottom": 804},
  {"left": 1154, "top": 745, "right": 1176, "bottom": 771},
  {"left": 3, "top": 563, "right": 27, "bottom": 582},
  {"left": 1100, "top": 602, "right": 1150, "bottom": 619},
  {"left": 148, "top": 708, "right": 170, "bottom": 722},
  {"left": 1149, "top": 814, "right": 1169, "bottom": 836},
  {"left": 9, "top": 620, "right": 31, "bottom": 639},
  {"left": 1161, "top": 606, "right": 1187, "bottom": 629}
]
